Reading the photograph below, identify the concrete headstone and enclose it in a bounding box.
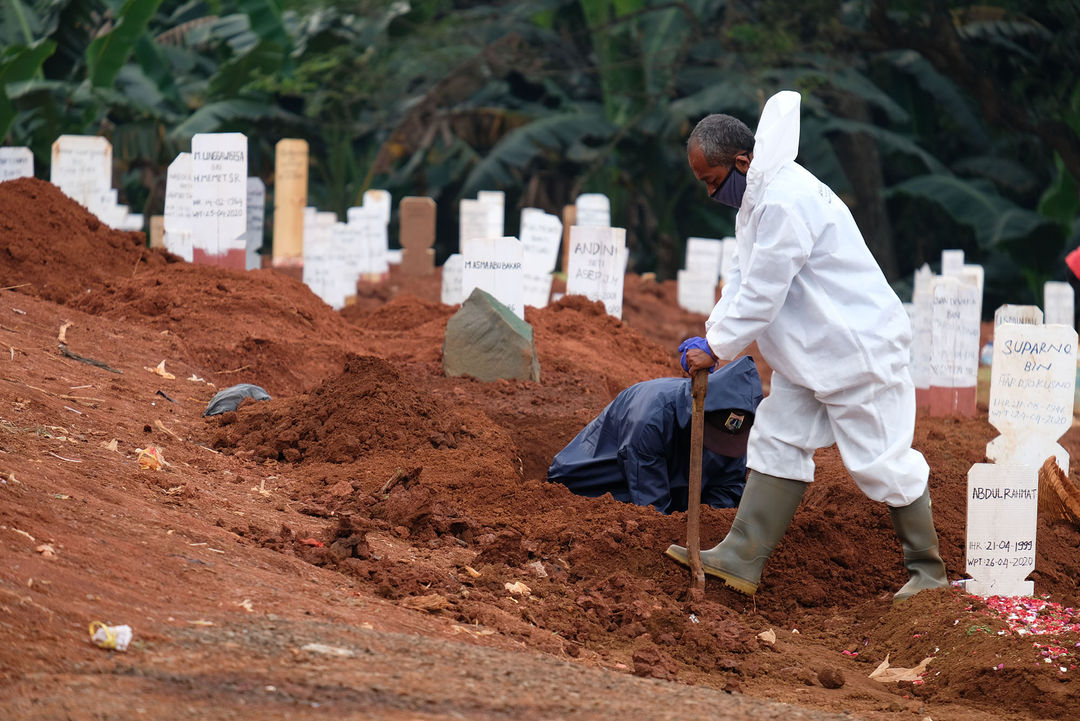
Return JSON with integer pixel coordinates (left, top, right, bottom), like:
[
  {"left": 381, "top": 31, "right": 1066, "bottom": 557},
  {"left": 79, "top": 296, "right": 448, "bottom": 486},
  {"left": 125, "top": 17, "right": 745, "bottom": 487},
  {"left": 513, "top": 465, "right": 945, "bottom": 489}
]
[
  {"left": 0, "top": 147, "right": 33, "bottom": 182},
  {"left": 190, "top": 132, "right": 247, "bottom": 268},
  {"left": 442, "top": 287, "right": 540, "bottom": 382},
  {"left": 965, "top": 463, "right": 1038, "bottom": 597}
]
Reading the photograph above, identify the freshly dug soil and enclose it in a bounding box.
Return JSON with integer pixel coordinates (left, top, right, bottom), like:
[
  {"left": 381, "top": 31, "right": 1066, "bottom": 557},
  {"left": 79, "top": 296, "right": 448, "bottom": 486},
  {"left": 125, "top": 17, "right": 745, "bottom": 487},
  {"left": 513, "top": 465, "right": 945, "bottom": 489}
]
[
  {"left": 0, "top": 177, "right": 173, "bottom": 303},
  {"left": 4, "top": 178, "right": 1080, "bottom": 721}
]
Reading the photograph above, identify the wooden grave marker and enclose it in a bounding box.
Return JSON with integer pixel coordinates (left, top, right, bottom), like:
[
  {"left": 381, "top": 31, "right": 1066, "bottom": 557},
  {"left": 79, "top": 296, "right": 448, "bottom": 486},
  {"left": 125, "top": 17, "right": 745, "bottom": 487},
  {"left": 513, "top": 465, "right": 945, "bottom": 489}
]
[
  {"left": 400, "top": 196, "right": 436, "bottom": 276},
  {"left": 477, "top": 190, "right": 505, "bottom": 240},
  {"left": 575, "top": 193, "right": 610, "bottom": 228},
  {"left": 51, "top": 135, "right": 111, "bottom": 210},
  {"left": 966, "top": 463, "right": 1038, "bottom": 597},
  {"left": 149, "top": 215, "right": 165, "bottom": 249},
  {"left": 685, "top": 237, "right": 723, "bottom": 280},
  {"left": 272, "top": 139, "right": 308, "bottom": 275},
  {"left": 566, "top": 225, "right": 628, "bottom": 319},
  {"left": 441, "top": 253, "right": 464, "bottom": 306},
  {"left": 1044, "top": 281, "right": 1074, "bottom": 328},
  {"left": 994, "top": 304, "right": 1043, "bottom": 329},
  {"left": 912, "top": 263, "right": 934, "bottom": 409},
  {"left": 519, "top": 208, "right": 562, "bottom": 308}
]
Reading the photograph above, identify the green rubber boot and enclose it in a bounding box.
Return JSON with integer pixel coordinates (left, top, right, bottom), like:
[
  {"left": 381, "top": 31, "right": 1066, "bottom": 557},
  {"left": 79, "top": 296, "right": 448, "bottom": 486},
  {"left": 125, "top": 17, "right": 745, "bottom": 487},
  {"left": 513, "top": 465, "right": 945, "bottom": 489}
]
[
  {"left": 889, "top": 485, "right": 948, "bottom": 602},
  {"left": 665, "top": 470, "right": 807, "bottom": 595}
]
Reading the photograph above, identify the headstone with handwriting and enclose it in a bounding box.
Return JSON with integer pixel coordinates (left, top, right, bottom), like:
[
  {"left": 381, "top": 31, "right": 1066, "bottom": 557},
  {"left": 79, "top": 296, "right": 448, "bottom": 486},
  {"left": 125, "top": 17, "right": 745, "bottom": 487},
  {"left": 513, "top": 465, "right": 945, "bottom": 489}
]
[
  {"left": 190, "top": 132, "right": 247, "bottom": 268},
  {"left": 986, "top": 323, "right": 1076, "bottom": 473},
  {"left": 929, "top": 275, "right": 981, "bottom": 416},
  {"left": 51, "top": 135, "right": 111, "bottom": 209},
  {"left": 520, "top": 208, "right": 562, "bottom": 308},
  {"left": 0, "top": 147, "right": 33, "bottom": 182},
  {"left": 441, "top": 253, "right": 464, "bottom": 306},
  {"left": 462, "top": 237, "right": 525, "bottom": 319},
  {"left": 965, "top": 463, "right": 1038, "bottom": 597},
  {"left": 272, "top": 139, "right": 308, "bottom": 273},
  {"left": 566, "top": 225, "right": 628, "bottom": 319},
  {"left": 994, "top": 304, "right": 1043, "bottom": 329},
  {"left": 163, "top": 152, "right": 193, "bottom": 262}
]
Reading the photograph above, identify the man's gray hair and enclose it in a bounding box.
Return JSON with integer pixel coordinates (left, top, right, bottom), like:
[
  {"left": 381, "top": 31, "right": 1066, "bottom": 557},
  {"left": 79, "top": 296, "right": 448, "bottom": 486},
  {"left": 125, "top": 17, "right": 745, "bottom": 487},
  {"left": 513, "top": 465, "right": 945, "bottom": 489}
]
[{"left": 688, "top": 114, "right": 755, "bottom": 167}]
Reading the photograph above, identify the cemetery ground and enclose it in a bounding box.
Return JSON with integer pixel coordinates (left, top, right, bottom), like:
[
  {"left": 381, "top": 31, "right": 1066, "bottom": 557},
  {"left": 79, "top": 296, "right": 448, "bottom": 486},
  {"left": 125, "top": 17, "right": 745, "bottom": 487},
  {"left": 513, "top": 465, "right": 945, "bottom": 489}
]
[{"left": 2, "top": 179, "right": 1080, "bottom": 720}]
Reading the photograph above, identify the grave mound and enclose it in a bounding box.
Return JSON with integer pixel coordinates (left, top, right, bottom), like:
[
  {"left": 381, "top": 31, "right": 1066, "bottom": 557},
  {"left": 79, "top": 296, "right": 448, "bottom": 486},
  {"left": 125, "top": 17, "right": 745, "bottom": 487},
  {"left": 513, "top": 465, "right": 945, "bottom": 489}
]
[
  {"left": 0, "top": 176, "right": 172, "bottom": 303},
  {"left": 73, "top": 262, "right": 369, "bottom": 395},
  {"left": 340, "top": 293, "right": 452, "bottom": 331},
  {"left": 211, "top": 354, "right": 477, "bottom": 463}
]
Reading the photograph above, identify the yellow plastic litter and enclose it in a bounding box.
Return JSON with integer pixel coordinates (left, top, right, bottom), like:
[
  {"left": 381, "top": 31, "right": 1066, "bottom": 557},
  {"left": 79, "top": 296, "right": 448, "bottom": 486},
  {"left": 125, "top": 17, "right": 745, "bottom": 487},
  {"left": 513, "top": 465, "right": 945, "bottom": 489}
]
[{"left": 88, "top": 621, "right": 132, "bottom": 651}]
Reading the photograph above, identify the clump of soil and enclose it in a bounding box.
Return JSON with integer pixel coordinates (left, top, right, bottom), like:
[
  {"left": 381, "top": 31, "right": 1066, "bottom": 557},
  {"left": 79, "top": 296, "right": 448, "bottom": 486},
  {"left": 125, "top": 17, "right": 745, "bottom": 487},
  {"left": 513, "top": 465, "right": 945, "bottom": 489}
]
[
  {"left": 211, "top": 354, "right": 473, "bottom": 463},
  {"left": 0, "top": 176, "right": 173, "bottom": 303}
]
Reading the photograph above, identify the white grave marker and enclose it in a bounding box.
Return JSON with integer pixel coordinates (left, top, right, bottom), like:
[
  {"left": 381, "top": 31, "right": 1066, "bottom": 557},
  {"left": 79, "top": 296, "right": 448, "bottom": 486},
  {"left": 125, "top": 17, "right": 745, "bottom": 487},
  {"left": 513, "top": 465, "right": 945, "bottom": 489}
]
[
  {"left": 477, "top": 190, "right": 505, "bottom": 240},
  {"left": 441, "top": 254, "right": 464, "bottom": 306},
  {"left": 994, "top": 304, "right": 1043, "bottom": 329},
  {"left": 685, "top": 237, "right": 724, "bottom": 279},
  {"left": 987, "top": 324, "right": 1076, "bottom": 473},
  {"left": 966, "top": 463, "right": 1038, "bottom": 597},
  {"left": 459, "top": 198, "right": 490, "bottom": 256},
  {"left": 720, "top": 237, "right": 738, "bottom": 285},
  {"left": 911, "top": 264, "right": 934, "bottom": 405},
  {"left": 1044, "top": 281, "right": 1074, "bottom": 328},
  {"left": 462, "top": 237, "right": 525, "bottom": 319},
  {"left": 566, "top": 225, "right": 628, "bottom": 319},
  {"left": 941, "top": 249, "right": 965, "bottom": 277},
  {"left": 0, "top": 147, "right": 33, "bottom": 181},
  {"left": 575, "top": 193, "right": 611, "bottom": 228},
  {"left": 362, "top": 189, "right": 392, "bottom": 227},
  {"left": 50, "top": 135, "right": 111, "bottom": 208},
  {"left": 348, "top": 204, "right": 390, "bottom": 279},
  {"left": 190, "top": 132, "right": 247, "bottom": 267},
  {"left": 244, "top": 177, "right": 265, "bottom": 271},
  {"left": 163, "top": 153, "right": 193, "bottom": 262},
  {"left": 928, "top": 275, "right": 981, "bottom": 416},
  {"left": 520, "top": 208, "right": 562, "bottom": 308},
  {"left": 677, "top": 270, "right": 718, "bottom": 315}
]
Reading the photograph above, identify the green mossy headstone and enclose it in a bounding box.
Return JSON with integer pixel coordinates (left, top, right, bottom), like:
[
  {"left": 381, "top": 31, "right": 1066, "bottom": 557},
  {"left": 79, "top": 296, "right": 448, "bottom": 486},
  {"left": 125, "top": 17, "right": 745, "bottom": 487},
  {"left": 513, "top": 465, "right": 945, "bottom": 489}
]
[{"left": 442, "top": 287, "right": 541, "bottom": 382}]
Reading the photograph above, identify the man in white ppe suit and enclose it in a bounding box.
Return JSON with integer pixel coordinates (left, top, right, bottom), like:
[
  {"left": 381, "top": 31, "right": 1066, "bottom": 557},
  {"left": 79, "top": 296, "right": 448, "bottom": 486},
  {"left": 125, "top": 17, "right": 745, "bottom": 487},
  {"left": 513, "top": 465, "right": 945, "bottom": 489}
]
[{"left": 665, "top": 91, "right": 948, "bottom": 602}]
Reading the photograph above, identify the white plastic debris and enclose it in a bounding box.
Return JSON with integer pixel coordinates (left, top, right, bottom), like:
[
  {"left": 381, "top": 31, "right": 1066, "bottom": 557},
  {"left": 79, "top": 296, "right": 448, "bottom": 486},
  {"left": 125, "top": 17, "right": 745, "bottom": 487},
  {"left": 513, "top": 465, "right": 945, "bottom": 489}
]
[{"left": 89, "top": 622, "right": 133, "bottom": 651}]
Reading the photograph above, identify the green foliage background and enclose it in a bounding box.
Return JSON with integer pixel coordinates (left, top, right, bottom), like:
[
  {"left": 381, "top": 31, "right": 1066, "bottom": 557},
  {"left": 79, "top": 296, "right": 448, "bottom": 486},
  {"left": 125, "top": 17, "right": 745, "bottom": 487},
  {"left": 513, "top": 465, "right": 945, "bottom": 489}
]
[{"left": 2, "top": 0, "right": 1079, "bottom": 312}]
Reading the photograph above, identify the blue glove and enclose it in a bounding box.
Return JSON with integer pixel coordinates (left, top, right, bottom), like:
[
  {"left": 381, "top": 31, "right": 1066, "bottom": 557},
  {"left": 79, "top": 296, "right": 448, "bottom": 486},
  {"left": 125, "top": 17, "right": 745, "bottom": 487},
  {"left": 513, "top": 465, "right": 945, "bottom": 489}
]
[{"left": 678, "top": 336, "right": 716, "bottom": 373}]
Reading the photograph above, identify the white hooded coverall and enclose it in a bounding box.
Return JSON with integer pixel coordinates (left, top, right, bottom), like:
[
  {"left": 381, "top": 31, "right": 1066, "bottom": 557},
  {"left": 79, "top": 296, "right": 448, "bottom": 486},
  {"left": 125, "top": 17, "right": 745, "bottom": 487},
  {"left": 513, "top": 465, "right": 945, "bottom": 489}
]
[{"left": 704, "top": 91, "right": 928, "bottom": 507}]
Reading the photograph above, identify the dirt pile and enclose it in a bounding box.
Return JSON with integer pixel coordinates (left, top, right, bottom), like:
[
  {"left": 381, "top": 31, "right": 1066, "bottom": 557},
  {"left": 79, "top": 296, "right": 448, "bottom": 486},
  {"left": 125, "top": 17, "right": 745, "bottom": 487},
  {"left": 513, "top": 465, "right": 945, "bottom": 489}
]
[
  {"left": 211, "top": 354, "right": 476, "bottom": 463},
  {"left": 72, "top": 263, "right": 372, "bottom": 395},
  {"left": 0, "top": 177, "right": 174, "bottom": 303}
]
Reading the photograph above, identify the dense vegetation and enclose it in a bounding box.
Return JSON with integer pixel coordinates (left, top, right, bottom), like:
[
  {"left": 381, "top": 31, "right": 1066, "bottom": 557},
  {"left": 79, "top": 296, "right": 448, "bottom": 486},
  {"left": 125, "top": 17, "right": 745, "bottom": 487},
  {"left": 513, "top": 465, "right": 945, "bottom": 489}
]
[{"left": 2, "top": 0, "right": 1077, "bottom": 309}]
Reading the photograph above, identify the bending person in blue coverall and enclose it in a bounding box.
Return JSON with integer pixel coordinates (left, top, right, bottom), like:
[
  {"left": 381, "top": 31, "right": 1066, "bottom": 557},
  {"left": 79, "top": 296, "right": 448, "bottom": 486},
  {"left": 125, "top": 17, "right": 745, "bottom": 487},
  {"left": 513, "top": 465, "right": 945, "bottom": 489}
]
[{"left": 547, "top": 356, "right": 762, "bottom": 514}]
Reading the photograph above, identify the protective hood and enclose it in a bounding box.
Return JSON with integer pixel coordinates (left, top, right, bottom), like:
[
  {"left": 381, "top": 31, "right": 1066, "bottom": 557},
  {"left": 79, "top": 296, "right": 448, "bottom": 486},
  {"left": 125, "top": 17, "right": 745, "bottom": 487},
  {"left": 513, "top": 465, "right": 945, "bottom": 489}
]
[{"left": 742, "top": 90, "right": 801, "bottom": 213}]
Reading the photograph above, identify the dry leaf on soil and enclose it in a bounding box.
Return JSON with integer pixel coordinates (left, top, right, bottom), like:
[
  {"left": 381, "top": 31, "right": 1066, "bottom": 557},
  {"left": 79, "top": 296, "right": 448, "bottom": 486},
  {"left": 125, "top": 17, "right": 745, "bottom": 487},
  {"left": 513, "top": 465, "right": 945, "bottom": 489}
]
[
  {"left": 868, "top": 654, "right": 933, "bottom": 682},
  {"left": 145, "top": 360, "right": 176, "bottom": 380}
]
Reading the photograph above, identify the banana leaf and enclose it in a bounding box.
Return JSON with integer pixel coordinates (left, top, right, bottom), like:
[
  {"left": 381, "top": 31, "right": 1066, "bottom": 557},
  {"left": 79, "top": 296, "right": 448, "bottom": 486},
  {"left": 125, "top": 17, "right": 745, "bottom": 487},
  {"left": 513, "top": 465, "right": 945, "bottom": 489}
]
[{"left": 86, "top": 0, "right": 164, "bottom": 88}]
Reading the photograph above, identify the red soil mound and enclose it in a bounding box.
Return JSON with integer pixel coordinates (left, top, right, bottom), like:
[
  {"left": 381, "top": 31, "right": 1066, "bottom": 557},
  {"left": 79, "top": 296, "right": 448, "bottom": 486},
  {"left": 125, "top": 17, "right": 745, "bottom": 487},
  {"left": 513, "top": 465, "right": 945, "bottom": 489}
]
[
  {"left": 72, "top": 263, "right": 373, "bottom": 395},
  {"left": 0, "top": 177, "right": 172, "bottom": 303}
]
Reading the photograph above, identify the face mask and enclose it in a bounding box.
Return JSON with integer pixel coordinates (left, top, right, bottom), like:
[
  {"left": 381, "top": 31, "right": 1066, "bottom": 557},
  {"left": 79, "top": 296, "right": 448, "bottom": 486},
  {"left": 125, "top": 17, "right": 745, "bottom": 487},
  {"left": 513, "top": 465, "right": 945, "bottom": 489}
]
[{"left": 710, "top": 165, "right": 747, "bottom": 209}]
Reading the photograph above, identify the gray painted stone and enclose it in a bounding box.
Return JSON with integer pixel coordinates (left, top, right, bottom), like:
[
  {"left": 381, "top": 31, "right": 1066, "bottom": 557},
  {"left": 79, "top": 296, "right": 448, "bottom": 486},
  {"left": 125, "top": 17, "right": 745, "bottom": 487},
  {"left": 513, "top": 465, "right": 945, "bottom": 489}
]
[{"left": 443, "top": 287, "right": 541, "bottom": 382}]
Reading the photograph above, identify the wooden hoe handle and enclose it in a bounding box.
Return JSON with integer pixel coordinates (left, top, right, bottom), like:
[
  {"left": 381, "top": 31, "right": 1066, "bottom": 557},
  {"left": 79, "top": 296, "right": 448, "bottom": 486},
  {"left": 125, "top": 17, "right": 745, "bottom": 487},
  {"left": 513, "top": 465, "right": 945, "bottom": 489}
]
[{"left": 686, "top": 369, "right": 709, "bottom": 597}]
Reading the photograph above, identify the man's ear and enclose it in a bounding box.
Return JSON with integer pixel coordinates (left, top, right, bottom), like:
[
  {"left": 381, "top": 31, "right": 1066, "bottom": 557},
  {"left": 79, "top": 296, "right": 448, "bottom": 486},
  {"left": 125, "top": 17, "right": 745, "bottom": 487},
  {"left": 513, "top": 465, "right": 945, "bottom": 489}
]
[{"left": 734, "top": 153, "right": 752, "bottom": 174}]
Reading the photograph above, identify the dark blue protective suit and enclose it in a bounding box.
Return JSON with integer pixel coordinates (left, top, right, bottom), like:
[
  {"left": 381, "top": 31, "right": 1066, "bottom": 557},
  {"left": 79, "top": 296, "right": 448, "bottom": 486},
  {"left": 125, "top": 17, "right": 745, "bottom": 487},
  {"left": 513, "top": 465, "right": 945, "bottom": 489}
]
[{"left": 547, "top": 356, "right": 762, "bottom": 514}]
